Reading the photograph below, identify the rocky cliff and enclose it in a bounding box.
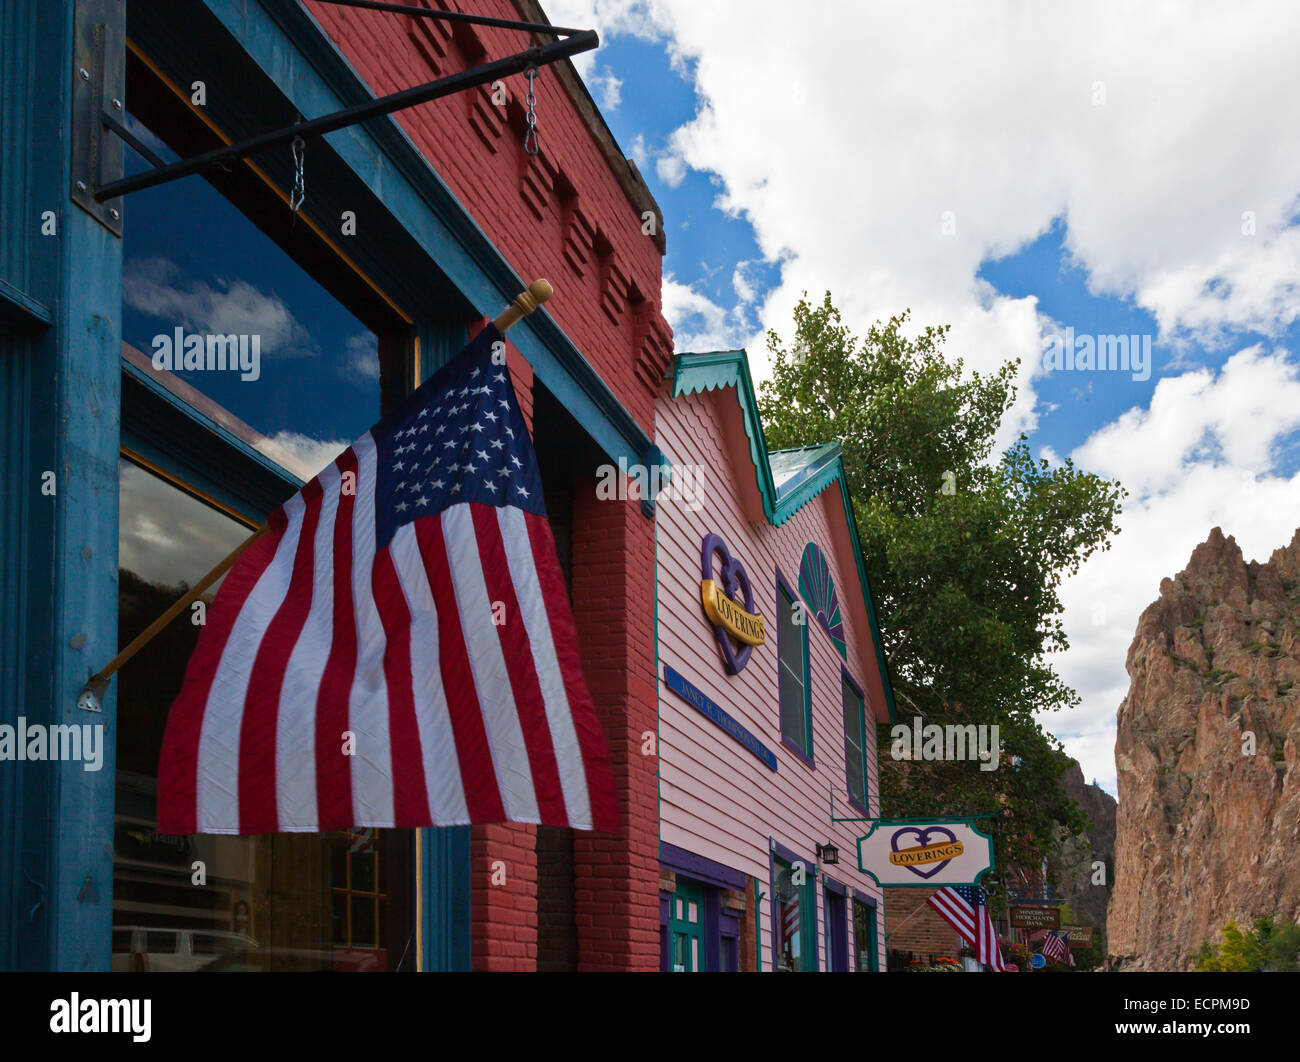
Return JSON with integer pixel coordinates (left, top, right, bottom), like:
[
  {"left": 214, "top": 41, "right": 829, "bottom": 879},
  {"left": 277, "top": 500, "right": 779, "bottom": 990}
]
[
  {"left": 1052, "top": 760, "right": 1116, "bottom": 942},
  {"left": 1107, "top": 527, "right": 1300, "bottom": 970}
]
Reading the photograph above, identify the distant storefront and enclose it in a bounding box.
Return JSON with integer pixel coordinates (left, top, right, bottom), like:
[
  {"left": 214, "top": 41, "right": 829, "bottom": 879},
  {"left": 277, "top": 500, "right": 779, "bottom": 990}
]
[{"left": 653, "top": 351, "right": 898, "bottom": 971}]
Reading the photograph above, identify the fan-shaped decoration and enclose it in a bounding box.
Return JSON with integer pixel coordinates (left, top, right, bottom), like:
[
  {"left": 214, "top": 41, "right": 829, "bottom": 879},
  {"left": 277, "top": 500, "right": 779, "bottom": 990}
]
[{"left": 797, "top": 542, "right": 846, "bottom": 659}]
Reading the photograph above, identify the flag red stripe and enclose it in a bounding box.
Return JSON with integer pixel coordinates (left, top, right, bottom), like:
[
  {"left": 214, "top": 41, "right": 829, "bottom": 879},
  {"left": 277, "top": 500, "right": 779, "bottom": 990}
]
[
  {"left": 523, "top": 511, "right": 618, "bottom": 831},
  {"left": 238, "top": 479, "right": 324, "bottom": 833},
  {"left": 416, "top": 515, "right": 506, "bottom": 822},
  {"left": 472, "top": 504, "right": 568, "bottom": 826},
  {"left": 156, "top": 514, "right": 285, "bottom": 835},
  {"left": 372, "top": 544, "right": 429, "bottom": 826},
  {"left": 315, "top": 447, "right": 359, "bottom": 830}
]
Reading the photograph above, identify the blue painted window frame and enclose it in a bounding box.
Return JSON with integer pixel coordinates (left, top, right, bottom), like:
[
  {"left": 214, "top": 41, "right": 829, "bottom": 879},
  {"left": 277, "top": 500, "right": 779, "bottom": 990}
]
[
  {"left": 775, "top": 570, "right": 813, "bottom": 767},
  {"left": 841, "top": 667, "right": 870, "bottom": 816}
]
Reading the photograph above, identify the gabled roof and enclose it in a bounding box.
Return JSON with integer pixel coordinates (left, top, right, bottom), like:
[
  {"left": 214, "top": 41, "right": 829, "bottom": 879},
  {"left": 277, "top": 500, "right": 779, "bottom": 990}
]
[{"left": 670, "top": 350, "right": 898, "bottom": 722}]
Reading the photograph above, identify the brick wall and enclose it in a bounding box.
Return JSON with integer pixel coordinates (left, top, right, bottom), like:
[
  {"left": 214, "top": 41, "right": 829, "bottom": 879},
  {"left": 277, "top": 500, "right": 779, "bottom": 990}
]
[
  {"left": 570, "top": 486, "right": 659, "bottom": 970},
  {"left": 884, "top": 887, "right": 964, "bottom": 963},
  {"left": 311, "top": 0, "right": 669, "bottom": 973}
]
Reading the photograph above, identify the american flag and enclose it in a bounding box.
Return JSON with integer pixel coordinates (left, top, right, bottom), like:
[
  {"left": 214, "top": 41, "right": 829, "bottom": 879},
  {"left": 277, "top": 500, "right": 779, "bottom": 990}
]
[
  {"left": 1041, "top": 929, "right": 1074, "bottom": 966},
  {"left": 927, "top": 885, "right": 1006, "bottom": 971},
  {"left": 157, "top": 324, "right": 618, "bottom": 834}
]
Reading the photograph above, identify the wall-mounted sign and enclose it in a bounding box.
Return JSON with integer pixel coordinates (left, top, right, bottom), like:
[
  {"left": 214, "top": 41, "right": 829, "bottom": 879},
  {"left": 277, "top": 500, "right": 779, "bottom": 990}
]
[
  {"left": 663, "top": 665, "right": 778, "bottom": 771},
  {"left": 699, "top": 532, "right": 765, "bottom": 674},
  {"left": 855, "top": 818, "right": 994, "bottom": 887},
  {"left": 1060, "top": 924, "right": 1093, "bottom": 946},
  {"left": 1010, "top": 906, "right": 1061, "bottom": 930}
]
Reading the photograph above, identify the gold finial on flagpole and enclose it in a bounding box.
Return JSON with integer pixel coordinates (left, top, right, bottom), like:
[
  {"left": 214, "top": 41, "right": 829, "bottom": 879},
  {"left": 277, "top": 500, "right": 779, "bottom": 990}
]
[{"left": 493, "top": 278, "right": 553, "bottom": 333}]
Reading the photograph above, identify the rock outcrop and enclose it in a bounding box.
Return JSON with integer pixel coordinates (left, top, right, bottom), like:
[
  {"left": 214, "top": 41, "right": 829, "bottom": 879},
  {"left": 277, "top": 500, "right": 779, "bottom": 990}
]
[
  {"left": 1107, "top": 527, "right": 1300, "bottom": 970},
  {"left": 1052, "top": 760, "right": 1116, "bottom": 942}
]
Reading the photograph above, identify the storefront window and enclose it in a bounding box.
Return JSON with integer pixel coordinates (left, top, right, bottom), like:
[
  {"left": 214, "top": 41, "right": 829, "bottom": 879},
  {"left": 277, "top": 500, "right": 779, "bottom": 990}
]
[
  {"left": 114, "top": 459, "right": 412, "bottom": 972},
  {"left": 119, "top": 56, "right": 385, "bottom": 479},
  {"left": 773, "top": 857, "right": 814, "bottom": 971},
  {"left": 854, "top": 899, "right": 879, "bottom": 972}
]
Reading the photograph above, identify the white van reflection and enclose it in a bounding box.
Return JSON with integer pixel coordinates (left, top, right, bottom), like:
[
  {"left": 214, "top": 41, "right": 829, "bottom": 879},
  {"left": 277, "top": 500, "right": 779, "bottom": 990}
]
[{"left": 112, "top": 926, "right": 259, "bottom": 972}]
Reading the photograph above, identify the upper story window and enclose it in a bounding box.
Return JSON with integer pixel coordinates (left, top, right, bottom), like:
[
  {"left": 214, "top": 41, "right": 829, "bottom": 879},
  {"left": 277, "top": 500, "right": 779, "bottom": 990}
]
[
  {"left": 842, "top": 672, "right": 869, "bottom": 813},
  {"left": 777, "top": 578, "right": 811, "bottom": 760}
]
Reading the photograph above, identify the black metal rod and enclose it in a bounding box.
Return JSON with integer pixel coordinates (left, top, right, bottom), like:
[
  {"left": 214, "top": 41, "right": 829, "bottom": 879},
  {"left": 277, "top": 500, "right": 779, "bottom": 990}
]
[
  {"left": 94, "top": 30, "right": 597, "bottom": 201},
  {"left": 312, "top": 0, "right": 587, "bottom": 38},
  {"left": 101, "top": 109, "right": 167, "bottom": 170}
]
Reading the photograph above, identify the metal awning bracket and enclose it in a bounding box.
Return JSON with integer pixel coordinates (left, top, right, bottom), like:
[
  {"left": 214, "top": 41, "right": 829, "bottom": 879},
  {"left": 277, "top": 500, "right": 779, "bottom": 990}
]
[
  {"left": 71, "top": 0, "right": 126, "bottom": 236},
  {"left": 81, "top": 0, "right": 598, "bottom": 210}
]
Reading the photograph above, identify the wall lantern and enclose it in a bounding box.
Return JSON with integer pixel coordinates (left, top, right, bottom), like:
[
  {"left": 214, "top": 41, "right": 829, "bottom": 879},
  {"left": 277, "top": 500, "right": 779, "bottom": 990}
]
[{"left": 816, "top": 842, "right": 839, "bottom": 866}]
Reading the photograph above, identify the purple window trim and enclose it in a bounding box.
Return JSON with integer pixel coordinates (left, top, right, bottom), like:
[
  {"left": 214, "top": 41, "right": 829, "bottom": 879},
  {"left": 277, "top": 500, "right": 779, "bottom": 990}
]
[
  {"left": 769, "top": 837, "right": 820, "bottom": 973},
  {"left": 841, "top": 665, "right": 871, "bottom": 817},
  {"left": 775, "top": 568, "right": 815, "bottom": 767},
  {"left": 660, "top": 842, "right": 747, "bottom": 891},
  {"left": 823, "top": 878, "right": 851, "bottom": 972}
]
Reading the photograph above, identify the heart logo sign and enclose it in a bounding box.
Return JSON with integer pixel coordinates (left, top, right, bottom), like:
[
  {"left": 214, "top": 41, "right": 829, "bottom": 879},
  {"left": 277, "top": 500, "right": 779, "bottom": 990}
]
[
  {"left": 699, "top": 533, "right": 765, "bottom": 675},
  {"left": 888, "top": 826, "right": 965, "bottom": 880},
  {"left": 856, "top": 820, "right": 993, "bottom": 887}
]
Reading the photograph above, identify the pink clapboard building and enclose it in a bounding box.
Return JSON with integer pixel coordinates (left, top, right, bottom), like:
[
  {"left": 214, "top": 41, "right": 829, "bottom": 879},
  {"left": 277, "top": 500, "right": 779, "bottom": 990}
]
[{"left": 653, "top": 349, "right": 898, "bottom": 972}]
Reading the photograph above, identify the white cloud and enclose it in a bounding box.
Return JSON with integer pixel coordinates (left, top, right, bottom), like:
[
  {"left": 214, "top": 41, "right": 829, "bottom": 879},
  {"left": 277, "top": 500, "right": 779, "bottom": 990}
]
[
  {"left": 586, "top": 64, "right": 624, "bottom": 110},
  {"left": 341, "top": 331, "right": 380, "bottom": 384},
  {"left": 1050, "top": 346, "right": 1300, "bottom": 792},
  {"left": 124, "top": 256, "right": 318, "bottom": 359},
  {"left": 261, "top": 431, "right": 349, "bottom": 480},
  {"left": 655, "top": 150, "right": 687, "bottom": 188}
]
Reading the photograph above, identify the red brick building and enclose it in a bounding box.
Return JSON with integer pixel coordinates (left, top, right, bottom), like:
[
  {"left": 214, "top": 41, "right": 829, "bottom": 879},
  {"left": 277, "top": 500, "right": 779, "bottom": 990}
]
[{"left": 307, "top": 0, "right": 672, "bottom": 971}]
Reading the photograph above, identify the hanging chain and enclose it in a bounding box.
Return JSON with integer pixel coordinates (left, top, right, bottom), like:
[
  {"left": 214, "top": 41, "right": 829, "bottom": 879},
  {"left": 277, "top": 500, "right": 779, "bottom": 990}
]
[
  {"left": 290, "top": 135, "right": 306, "bottom": 215},
  {"left": 523, "top": 66, "right": 539, "bottom": 156}
]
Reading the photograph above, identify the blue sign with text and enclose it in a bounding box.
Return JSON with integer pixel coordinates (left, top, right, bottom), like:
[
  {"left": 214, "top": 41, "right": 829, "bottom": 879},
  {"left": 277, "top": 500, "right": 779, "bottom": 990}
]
[{"left": 663, "top": 665, "right": 778, "bottom": 772}]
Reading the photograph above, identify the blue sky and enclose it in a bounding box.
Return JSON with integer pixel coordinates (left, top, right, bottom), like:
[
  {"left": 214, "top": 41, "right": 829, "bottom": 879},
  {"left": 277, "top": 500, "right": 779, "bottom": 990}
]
[{"left": 548, "top": 0, "right": 1300, "bottom": 794}]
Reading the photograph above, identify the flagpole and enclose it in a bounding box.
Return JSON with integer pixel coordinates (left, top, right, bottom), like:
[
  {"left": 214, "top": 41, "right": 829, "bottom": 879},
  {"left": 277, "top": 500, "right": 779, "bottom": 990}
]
[{"left": 77, "top": 279, "right": 555, "bottom": 711}]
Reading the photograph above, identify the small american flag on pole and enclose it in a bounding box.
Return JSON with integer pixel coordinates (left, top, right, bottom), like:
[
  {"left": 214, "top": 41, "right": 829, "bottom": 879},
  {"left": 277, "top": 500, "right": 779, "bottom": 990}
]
[
  {"left": 1041, "top": 929, "right": 1074, "bottom": 966},
  {"left": 158, "top": 324, "right": 617, "bottom": 834},
  {"left": 927, "top": 885, "right": 1006, "bottom": 971}
]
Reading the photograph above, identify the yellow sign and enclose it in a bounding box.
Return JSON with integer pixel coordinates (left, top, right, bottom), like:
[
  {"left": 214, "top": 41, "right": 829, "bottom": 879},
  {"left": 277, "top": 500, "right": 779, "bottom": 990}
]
[
  {"left": 888, "top": 840, "right": 965, "bottom": 867},
  {"left": 700, "top": 580, "right": 766, "bottom": 647}
]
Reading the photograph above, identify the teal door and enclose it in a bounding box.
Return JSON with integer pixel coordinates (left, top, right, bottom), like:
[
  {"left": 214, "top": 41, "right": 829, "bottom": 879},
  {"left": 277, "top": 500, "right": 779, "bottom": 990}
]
[{"left": 669, "top": 882, "right": 706, "bottom": 972}]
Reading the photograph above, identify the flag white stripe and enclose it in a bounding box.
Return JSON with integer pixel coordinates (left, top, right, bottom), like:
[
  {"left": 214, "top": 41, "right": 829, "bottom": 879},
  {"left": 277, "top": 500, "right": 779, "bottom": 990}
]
[
  {"left": 273, "top": 460, "right": 344, "bottom": 830},
  {"left": 346, "top": 433, "right": 395, "bottom": 826},
  {"left": 441, "top": 503, "right": 539, "bottom": 822},
  {"left": 196, "top": 492, "right": 308, "bottom": 832},
  {"left": 495, "top": 506, "right": 592, "bottom": 828},
  {"left": 388, "top": 522, "right": 470, "bottom": 824}
]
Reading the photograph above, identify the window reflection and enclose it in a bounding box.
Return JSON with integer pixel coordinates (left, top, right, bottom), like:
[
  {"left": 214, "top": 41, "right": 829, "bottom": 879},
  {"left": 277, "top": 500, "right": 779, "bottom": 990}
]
[
  {"left": 114, "top": 459, "right": 410, "bottom": 971},
  {"left": 119, "top": 105, "right": 381, "bottom": 476}
]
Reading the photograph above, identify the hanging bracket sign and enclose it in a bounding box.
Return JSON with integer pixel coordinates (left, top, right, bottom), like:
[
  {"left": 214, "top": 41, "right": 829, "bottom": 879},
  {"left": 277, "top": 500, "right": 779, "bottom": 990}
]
[{"left": 855, "top": 818, "right": 995, "bottom": 887}]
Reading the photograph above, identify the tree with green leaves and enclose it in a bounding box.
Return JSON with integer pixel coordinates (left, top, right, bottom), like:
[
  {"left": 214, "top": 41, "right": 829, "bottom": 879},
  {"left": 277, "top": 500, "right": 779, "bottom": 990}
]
[
  {"left": 1195, "top": 917, "right": 1300, "bottom": 971},
  {"left": 756, "top": 293, "right": 1126, "bottom": 883}
]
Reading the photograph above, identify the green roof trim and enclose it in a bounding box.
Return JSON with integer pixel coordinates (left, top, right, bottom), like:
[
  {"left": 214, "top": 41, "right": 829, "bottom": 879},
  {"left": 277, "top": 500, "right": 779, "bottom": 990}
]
[{"left": 671, "top": 350, "right": 898, "bottom": 722}]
